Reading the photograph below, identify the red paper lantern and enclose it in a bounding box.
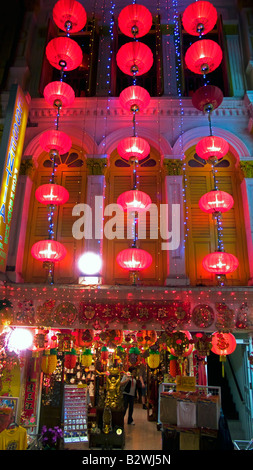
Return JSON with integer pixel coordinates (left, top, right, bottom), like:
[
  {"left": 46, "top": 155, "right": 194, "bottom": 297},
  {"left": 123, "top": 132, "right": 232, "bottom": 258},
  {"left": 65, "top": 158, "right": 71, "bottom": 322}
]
[
  {"left": 35, "top": 184, "right": 69, "bottom": 205},
  {"left": 117, "top": 248, "right": 152, "bottom": 271},
  {"left": 118, "top": 4, "right": 152, "bottom": 38},
  {"left": 119, "top": 85, "right": 150, "bottom": 113},
  {"left": 192, "top": 85, "right": 223, "bottom": 112},
  {"left": 211, "top": 332, "right": 236, "bottom": 357},
  {"left": 117, "top": 136, "right": 150, "bottom": 161},
  {"left": 182, "top": 1, "right": 217, "bottom": 36},
  {"left": 202, "top": 251, "right": 239, "bottom": 274},
  {"left": 46, "top": 37, "right": 83, "bottom": 71},
  {"left": 196, "top": 136, "right": 229, "bottom": 161},
  {"left": 64, "top": 349, "right": 77, "bottom": 369},
  {"left": 40, "top": 130, "right": 72, "bottom": 155},
  {"left": 185, "top": 39, "right": 222, "bottom": 74},
  {"left": 116, "top": 42, "right": 153, "bottom": 76},
  {"left": 31, "top": 240, "right": 67, "bottom": 262},
  {"left": 53, "top": 0, "right": 87, "bottom": 33},
  {"left": 43, "top": 81, "right": 75, "bottom": 108},
  {"left": 117, "top": 190, "right": 151, "bottom": 212},
  {"left": 199, "top": 190, "right": 234, "bottom": 214},
  {"left": 169, "top": 330, "right": 193, "bottom": 358}
]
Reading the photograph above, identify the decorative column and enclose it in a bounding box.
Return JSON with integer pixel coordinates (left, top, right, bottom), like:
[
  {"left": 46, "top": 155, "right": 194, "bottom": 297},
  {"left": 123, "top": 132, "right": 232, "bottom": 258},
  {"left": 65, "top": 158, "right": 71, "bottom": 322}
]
[
  {"left": 163, "top": 158, "right": 189, "bottom": 286},
  {"left": 240, "top": 161, "right": 253, "bottom": 284},
  {"left": 224, "top": 22, "right": 245, "bottom": 97}
]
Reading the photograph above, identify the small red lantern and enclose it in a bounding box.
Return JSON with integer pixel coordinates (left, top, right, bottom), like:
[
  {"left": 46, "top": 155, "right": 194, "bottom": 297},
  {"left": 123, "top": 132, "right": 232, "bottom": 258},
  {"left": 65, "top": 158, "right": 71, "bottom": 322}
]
[
  {"left": 116, "top": 248, "right": 152, "bottom": 271},
  {"left": 44, "top": 81, "right": 75, "bottom": 108},
  {"left": 182, "top": 1, "right": 217, "bottom": 36},
  {"left": 192, "top": 85, "right": 223, "bottom": 113},
  {"left": 118, "top": 4, "right": 152, "bottom": 38},
  {"left": 46, "top": 37, "right": 83, "bottom": 71},
  {"left": 211, "top": 332, "right": 236, "bottom": 376},
  {"left": 53, "top": 0, "right": 87, "bottom": 33},
  {"left": 31, "top": 240, "right": 67, "bottom": 262},
  {"left": 117, "top": 190, "right": 151, "bottom": 212},
  {"left": 119, "top": 85, "right": 150, "bottom": 113},
  {"left": 40, "top": 130, "right": 72, "bottom": 155},
  {"left": 35, "top": 184, "right": 69, "bottom": 205},
  {"left": 116, "top": 42, "right": 153, "bottom": 76},
  {"left": 196, "top": 136, "right": 229, "bottom": 161},
  {"left": 64, "top": 348, "right": 77, "bottom": 369},
  {"left": 199, "top": 190, "right": 234, "bottom": 214},
  {"left": 185, "top": 39, "right": 223, "bottom": 74},
  {"left": 202, "top": 251, "right": 239, "bottom": 274},
  {"left": 117, "top": 136, "right": 150, "bottom": 161}
]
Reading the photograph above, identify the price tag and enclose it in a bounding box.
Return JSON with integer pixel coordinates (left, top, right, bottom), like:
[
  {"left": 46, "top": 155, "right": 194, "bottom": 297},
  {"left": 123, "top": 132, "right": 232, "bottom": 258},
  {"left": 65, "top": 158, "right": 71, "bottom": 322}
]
[{"left": 176, "top": 376, "right": 196, "bottom": 392}]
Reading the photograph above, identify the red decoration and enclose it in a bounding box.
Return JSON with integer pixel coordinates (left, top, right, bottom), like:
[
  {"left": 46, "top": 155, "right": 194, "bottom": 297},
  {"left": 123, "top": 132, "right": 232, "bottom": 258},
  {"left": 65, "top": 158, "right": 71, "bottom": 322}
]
[
  {"left": 35, "top": 183, "right": 69, "bottom": 205},
  {"left": 192, "top": 85, "right": 223, "bottom": 112},
  {"left": 119, "top": 85, "right": 150, "bottom": 113},
  {"left": 118, "top": 4, "right": 152, "bottom": 38},
  {"left": 40, "top": 130, "right": 72, "bottom": 155},
  {"left": 116, "top": 42, "right": 153, "bottom": 76},
  {"left": 117, "top": 136, "right": 150, "bottom": 161},
  {"left": 211, "top": 331, "right": 236, "bottom": 375},
  {"left": 182, "top": 1, "right": 217, "bottom": 36},
  {"left": 31, "top": 240, "right": 67, "bottom": 262},
  {"left": 43, "top": 81, "right": 75, "bottom": 108},
  {"left": 196, "top": 136, "right": 229, "bottom": 161},
  {"left": 168, "top": 330, "right": 193, "bottom": 358},
  {"left": 202, "top": 251, "right": 239, "bottom": 274},
  {"left": 185, "top": 39, "right": 223, "bottom": 74},
  {"left": 64, "top": 349, "right": 77, "bottom": 369},
  {"left": 53, "top": 0, "right": 87, "bottom": 33},
  {"left": 46, "top": 37, "right": 83, "bottom": 71},
  {"left": 117, "top": 190, "right": 151, "bottom": 212},
  {"left": 116, "top": 248, "right": 152, "bottom": 271},
  {"left": 199, "top": 190, "right": 234, "bottom": 214}
]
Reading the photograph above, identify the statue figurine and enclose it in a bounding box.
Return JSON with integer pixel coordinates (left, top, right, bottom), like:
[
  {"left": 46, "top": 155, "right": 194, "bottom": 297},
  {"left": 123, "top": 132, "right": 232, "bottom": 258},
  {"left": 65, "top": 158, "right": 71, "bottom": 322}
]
[{"left": 105, "top": 374, "right": 123, "bottom": 409}]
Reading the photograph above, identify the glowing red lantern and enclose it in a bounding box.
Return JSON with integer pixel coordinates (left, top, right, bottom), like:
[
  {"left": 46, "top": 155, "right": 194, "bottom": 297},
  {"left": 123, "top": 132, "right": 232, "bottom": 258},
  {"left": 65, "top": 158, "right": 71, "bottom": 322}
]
[
  {"left": 53, "top": 0, "right": 87, "bottom": 33},
  {"left": 192, "top": 85, "right": 223, "bottom": 113},
  {"left": 118, "top": 4, "right": 152, "bottom": 38},
  {"left": 117, "top": 248, "right": 152, "bottom": 271},
  {"left": 116, "top": 42, "right": 153, "bottom": 76},
  {"left": 185, "top": 39, "right": 222, "bottom": 74},
  {"left": 196, "top": 136, "right": 229, "bottom": 161},
  {"left": 64, "top": 349, "right": 77, "bottom": 369},
  {"left": 199, "top": 190, "right": 234, "bottom": 214},
  {"left": 119, "top": 85, "right": 150, "bottom": 113},
  {"left": 35, "top": 184, "right": 69, "bottom": 205},
  {"left": 117, "top": 190, "right": 151, "bottom": 212},
  {"left": 46, "top": 37, "right": 83, "bottom": 71},
  {"left": 202, "top": 251, "right": 239, "bottom": 274},
  {"left": 169, "top": 330, "right": 193, "bottom": 358},
  {"left": 182, "top": 1, "right": 217, "bottom": 36},
  {"left": 43, "top": 81, "right": 75, "bottom": 108},
  {"left": 211, "top": 331, "right": 236, "bottom": 376},
  {"left": 31, "top": 240, "right": 67, "bottom": 262},
  {"left": 40, "top": 130, "right": 72, "bottom": 155},
  {"left": 117, "top": 136, "right": 150, "bottom": 161}
]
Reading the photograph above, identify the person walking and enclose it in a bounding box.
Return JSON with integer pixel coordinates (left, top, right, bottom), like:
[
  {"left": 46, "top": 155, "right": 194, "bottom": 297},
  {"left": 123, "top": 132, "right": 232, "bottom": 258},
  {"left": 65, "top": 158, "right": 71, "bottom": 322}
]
[{"left": 121, "top": 367, "right": 137, "bottom": 425}]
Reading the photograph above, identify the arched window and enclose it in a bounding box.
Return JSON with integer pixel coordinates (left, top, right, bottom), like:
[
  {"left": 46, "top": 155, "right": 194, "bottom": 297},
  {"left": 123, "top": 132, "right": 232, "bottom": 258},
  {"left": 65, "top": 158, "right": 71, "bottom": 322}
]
[
  {"left": 184, "top": 146, "right": 249, "bottom": 286},
  {"left": 102, "top": 147, "right": 166, "bottom": 285},
  {"left": 23, "top": 146, "right": 87, "bottom": 283}
]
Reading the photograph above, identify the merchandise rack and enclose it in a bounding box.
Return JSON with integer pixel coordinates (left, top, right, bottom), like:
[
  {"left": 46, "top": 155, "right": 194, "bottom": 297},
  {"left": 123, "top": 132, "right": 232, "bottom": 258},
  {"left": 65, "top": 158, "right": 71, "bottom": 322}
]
[{"left": 63, "top": 384, "right": 88, "bottom": 443}]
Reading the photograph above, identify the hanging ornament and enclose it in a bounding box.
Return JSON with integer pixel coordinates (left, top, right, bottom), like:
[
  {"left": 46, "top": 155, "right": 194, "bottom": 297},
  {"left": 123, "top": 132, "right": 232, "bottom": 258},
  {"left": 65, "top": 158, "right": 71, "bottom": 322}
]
[
  {"left": 101, "top": 346, "right": 109, "bottom": 362},
  {"left": 117, "top": 136, "right": 150, "bottom": 162},
  {"left": 46, "top": 37, "right": 83, "bottom": 71},
  {"left": 41, "top": 349, "right": 58, "bottom": 375},
  {"left": 53, "top": 0, "right": 87, "bottom": 33},
  {"left": 193, "top": 333, "right": 212, "bottom": 359},
  {"left": 199, "top": 190, "right": 234, "bottom": 214},
  {"left": 119, "top": 85, "right": 150, "bottom": 113},
  {"left": 116, "top": 42, "right": 153, "bottom": 76},
  {"left": 182, "top": 1, "right": 217, "bottom": 36},
  {"left": 129, "top": 346, "right": 140, "bottom": 365},
  {"left": 117, "top": 189, "right": 151, "bottom": 212},
  {"left": 147, "top": 350, "right": 160, "bottom": 369},
  {"left": 136, "top": 330, "right": 157, "bottom": 347},
  {"left": 116, "top": 248, "right": 152, "bottom": 272},
  {"left": 192, "top": 85, "right": 223, "bottom": 113},
  {"left": 35, "top": 183, "right": 69, "bottom": 205},
  {"left": 40, "top": 130, "right": 72, "bottom": 155},
  {"left": 167, "top": 330, "right": 193, "bottom": 359},
  {"left": 31, "top": 240, "right": 67, "bottom": 262},
  {"left": 202, "top": 251, "right": 239, "bottom": 275},
  {"left": 64, "top": 348, "right": 77, "bottom": 369},
  {"left": 185, "top": 39, "right": 222, "bottom": 75},
  {"left": 44, "top": 81, "right": 75, "bottom": 108},
  {"left": 118, "top": 4, "right": 152, "bottom": 38},
  {"left": 196, "top": 136, "right": 229, "bottom": 161},
  {"left": 81, "top": 349, "right": 93, "bottom": 368},
  {"left": 211, "top": 332, "right": 236, "bottom": 377}
]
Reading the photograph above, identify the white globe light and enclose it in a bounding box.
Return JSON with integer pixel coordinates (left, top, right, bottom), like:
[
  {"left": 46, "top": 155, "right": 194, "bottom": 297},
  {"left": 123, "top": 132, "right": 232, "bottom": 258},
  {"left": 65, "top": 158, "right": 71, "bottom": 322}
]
[
  {"left": 8, "top": 328, "right": 34, "bottom": 353},
  {"left": 78, "top": 252, "right": 102, "bottom": 275}
]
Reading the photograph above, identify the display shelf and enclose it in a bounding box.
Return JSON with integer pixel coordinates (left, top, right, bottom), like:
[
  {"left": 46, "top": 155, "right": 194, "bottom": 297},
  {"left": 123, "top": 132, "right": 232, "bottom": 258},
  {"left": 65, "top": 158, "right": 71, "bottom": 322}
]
[{"left": 63, "top": 384, "right": 88, "bottom": 443}]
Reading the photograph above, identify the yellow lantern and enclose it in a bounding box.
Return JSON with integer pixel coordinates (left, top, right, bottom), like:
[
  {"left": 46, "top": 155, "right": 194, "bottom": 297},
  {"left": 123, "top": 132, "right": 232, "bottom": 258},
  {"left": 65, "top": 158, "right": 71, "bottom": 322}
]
[
  {"left": 81, "top": 348, "right": 93, "bottom": 367},
  {"left": 41, "top": 349, "right": 58, "bottom": 374},
  {"left": 147, "top": 350, "right": 160, "bottom": 369}
]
